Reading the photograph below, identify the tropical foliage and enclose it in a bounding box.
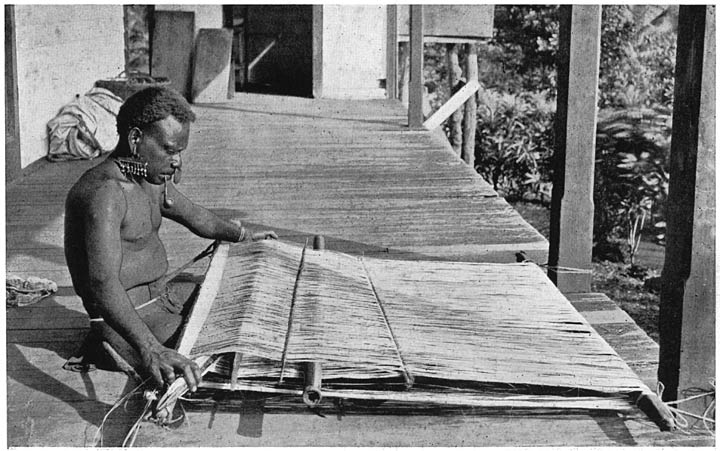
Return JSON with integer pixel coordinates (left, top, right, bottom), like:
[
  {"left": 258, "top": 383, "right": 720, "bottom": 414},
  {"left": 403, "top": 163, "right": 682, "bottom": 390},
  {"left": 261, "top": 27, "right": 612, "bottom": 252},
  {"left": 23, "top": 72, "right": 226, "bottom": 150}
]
[
  {"left": 474, "top": 88, "right": 554, "bottom": 201},
  {"left": 443, "top": 4, "right": 678, "bottom": 263}
]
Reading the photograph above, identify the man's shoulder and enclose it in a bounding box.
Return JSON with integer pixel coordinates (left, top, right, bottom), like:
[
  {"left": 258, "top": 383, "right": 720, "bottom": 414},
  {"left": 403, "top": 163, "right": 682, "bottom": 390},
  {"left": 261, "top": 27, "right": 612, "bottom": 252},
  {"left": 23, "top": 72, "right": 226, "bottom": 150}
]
[{"left": 67, "top": 161, "right": 126, "bottom": 207}]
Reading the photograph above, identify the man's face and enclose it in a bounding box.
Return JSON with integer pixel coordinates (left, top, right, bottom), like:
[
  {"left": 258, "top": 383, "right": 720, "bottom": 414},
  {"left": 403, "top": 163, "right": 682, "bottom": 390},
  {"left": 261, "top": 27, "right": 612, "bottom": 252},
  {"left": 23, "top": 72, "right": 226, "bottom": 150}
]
[{"left": 135, "top": 115, "right": 190, "bottom": 185}]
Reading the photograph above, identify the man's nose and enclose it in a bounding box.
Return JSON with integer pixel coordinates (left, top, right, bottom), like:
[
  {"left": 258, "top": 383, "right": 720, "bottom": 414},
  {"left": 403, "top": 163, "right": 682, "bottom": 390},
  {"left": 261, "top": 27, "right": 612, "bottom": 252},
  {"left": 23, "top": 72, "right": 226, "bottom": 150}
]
[{"left": 170, "top": 154, "right": 182, "bottom": 169}]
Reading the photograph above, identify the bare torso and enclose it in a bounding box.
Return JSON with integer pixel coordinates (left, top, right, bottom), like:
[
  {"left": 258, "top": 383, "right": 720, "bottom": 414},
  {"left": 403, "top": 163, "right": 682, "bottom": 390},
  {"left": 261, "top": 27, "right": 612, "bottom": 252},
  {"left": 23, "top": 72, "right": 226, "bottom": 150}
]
[{"left": 65, "top": 159, "right": 168, "bottom": 314}]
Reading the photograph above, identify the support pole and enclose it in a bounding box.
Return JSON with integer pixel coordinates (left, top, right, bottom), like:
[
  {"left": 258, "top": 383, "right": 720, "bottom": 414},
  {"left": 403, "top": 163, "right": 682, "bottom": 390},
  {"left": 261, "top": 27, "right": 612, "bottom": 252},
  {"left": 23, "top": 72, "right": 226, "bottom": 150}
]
[
  {"left": 461, "top": 42, "right": 477, "bottom": 166},
  {"left": 676, "top": 5, "right": 715, "bottom": 418},
  {"left": 446, "top": 43, "right": 463, "bottom": 154},
  {"left": 548, "top": 5, "right": 601, "bottom": 293},
  {"left": 408, "top": 5, "right": 424, "bottom": 128},
  {"left": 659, "top": 5, "right": 713, "bottom": 404},
  {"left": 398, "top": 42, "right": 409, "bottom": 107},
  {"left": 386, "top": 5, "right": 398, "bottom": 99}
]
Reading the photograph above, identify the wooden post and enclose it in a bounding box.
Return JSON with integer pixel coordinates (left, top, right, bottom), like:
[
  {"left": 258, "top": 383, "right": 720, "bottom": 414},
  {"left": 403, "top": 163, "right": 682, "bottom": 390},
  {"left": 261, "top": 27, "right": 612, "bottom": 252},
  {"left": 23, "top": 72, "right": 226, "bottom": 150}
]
[
  {"left": 312, "top": 5, "right": 323, "bottom": 99},
  {"left": 659, "top": 5, "right": 713, "bottom": 405},
  {"left": 386, "top": 5, "right": 398, "bottom": 100},
  {"left": 548, "top": 5, "right": 601, "bottom": 294},
  {"left": 408, "top": 5, "right": 424, "bottom": 128},
  {"left": 446, "top": 43, "right": 463, "bottom": 154},
  {"left": 461, "top": 43, "right": 477, "bottom": 166},
  {"left": 678, "top": 5, "right": 715, "bottom": 418},
  {"left": 398, "top": 42, "right": 409, "bottom": 107}
]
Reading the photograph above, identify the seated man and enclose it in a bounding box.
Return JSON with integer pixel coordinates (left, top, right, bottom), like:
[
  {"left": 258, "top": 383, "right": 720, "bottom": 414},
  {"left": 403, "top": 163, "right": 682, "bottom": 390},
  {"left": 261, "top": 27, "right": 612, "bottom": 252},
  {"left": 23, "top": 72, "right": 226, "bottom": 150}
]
[{"left": 64, "top": 87, "right": 276, "bottom": 392}]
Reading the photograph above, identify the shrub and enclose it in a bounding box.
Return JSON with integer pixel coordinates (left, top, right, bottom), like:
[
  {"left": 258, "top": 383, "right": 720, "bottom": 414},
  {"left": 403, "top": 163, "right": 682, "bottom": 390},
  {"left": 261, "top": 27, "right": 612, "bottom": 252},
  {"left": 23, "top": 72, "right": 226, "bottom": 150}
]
[
  {"left": 593, "top": 107, "right": 671, "bottom": 262},
  {"left": 474, "top": 87, "right": 555, "bottom": 202}
]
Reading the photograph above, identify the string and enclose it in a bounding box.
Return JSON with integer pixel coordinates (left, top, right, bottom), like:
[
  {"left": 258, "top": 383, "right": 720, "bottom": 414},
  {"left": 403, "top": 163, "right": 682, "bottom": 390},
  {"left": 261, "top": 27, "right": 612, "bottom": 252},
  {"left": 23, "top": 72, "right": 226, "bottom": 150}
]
[
  {"left": 515, "top": 255, "right": 593, "bottom": 275},
  {"left": 122, "top": 390, "right": 157, "bottom": 447},
  {"left": 92, "top": 377, "right": 151, "bottom": 447},
  {"left": 655, "top": 379, "right": 715, "bottom": 435},
  {"left": 539, "top": 264, "right": 593, "bottom": 274}
]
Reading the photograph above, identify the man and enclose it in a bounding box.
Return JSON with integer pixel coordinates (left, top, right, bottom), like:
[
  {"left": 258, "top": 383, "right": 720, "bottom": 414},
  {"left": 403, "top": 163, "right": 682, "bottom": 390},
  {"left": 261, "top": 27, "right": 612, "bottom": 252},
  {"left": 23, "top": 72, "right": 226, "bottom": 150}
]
[{"left": 64, "top": 87, "right": 276, "bottom": 392}]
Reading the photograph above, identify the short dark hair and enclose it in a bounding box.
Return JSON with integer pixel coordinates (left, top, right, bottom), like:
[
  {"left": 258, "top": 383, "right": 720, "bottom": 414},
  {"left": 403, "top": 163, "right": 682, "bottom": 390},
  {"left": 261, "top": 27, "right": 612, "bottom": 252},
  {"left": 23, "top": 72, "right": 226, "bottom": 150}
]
[{"left": 116, "top": 86, "right": 196, "bottom": 138}]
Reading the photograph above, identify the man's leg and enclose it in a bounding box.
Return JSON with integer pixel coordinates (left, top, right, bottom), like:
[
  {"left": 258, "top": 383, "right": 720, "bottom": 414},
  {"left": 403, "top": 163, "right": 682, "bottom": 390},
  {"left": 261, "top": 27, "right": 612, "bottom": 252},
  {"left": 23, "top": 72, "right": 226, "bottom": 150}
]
[{"left": 67, "top": 279, "right": 199, "bottom": 375}]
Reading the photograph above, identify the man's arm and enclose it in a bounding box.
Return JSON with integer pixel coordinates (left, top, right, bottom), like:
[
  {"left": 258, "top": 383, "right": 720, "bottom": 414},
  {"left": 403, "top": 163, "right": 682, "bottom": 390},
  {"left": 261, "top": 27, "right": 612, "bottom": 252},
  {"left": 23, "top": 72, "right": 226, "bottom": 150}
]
[
  {"left": 161, "top": 182, "right": 277, "bottom": 241},
  {"left": 77, "top": 182, "right": 201, "bottom": 389}
]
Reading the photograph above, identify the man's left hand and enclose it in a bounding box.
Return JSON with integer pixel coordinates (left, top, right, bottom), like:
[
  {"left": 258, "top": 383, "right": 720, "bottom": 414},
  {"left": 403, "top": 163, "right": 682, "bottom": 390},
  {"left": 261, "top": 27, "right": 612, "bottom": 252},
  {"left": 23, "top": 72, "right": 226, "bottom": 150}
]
[{"left": 251, "top": 231, "right": 278, "bottom": 241}]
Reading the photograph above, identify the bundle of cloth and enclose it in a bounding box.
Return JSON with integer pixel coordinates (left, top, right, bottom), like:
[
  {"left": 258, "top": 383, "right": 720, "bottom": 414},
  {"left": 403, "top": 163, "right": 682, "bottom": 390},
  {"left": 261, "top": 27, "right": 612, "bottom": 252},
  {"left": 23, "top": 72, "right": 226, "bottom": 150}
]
[
  {"left": 46, "top": 87, "right": 123, "bottom": 161},
  {"left": 6, "top": 274, "right": 58, "bottom": 307}
]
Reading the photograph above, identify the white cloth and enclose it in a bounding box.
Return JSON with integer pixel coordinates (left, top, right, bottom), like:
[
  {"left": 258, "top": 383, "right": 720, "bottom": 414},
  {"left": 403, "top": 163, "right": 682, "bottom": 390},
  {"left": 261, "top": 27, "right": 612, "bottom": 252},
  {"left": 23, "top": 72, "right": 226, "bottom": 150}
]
[{"left": 47, "top": 87, "right": 123, "bottom": 161}]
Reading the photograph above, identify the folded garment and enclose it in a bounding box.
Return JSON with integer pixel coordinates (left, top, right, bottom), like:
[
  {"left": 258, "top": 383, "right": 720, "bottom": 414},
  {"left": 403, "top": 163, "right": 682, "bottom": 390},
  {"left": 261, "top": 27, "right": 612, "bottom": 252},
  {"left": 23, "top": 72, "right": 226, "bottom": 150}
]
[{"left": 6, "top": 274, "right": 58, "bottom": 307}]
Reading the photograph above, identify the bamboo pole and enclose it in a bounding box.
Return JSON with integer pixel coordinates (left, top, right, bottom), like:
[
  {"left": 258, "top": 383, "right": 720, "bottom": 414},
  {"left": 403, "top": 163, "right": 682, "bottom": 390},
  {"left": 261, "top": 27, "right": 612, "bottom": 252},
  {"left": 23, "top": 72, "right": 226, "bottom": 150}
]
[
  {"left": 302, "top": 235, "right": 325, "bottom": 407},
  {"left": 446, "top": 43, "right": 463, "bottom": 154},
  {"left": 461, "top": 43, "right": 477, "bottom": 167}
]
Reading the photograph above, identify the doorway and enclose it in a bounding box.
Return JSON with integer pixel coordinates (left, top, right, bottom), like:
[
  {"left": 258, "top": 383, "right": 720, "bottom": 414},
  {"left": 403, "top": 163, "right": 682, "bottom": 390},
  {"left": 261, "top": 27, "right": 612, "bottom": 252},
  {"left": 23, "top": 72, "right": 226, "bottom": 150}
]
[{"left": 228, "top": 5, "right": 314, "bottom": 97}]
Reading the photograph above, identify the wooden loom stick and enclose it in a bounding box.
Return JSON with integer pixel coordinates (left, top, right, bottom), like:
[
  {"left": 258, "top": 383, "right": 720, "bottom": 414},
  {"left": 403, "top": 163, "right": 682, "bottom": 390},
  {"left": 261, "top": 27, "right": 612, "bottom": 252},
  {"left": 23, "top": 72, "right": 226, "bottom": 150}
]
[
  {"left": 636, "top": 390, "right": 677, "bottom": 431},
  {"left": 154, "top": 242, "right": 230, "bottom": 420},
  {"left": 301, "top": 235, "right": 325, "bottom": 407},
  {"left": 278, "top": 239, "right": 308, "bottom": 383},
  {"left": 199, "top": 380, "right": 636, "bottom": 411},
  {"left": 360, "top": 256, "right": 415, "bottom": 388}
]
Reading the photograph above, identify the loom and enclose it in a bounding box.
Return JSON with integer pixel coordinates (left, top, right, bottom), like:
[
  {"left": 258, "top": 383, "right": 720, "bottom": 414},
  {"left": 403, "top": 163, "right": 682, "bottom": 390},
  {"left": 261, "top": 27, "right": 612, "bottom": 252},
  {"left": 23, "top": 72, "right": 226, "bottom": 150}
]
[{"left": 154, "top": 238, "right": 673, "bottom": 429}]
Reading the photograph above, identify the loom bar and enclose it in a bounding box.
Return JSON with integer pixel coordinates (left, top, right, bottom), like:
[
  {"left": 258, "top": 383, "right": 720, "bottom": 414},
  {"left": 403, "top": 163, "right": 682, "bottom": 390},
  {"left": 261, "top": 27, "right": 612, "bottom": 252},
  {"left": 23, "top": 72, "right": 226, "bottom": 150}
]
[
  {"left": 154, "top": 241, "right": 228, "bottom": 423},
  {"left": 198, "top": 380, "right": 636, "bottom": 411},
  {"left": 636, "top": 391, "right": 677, "bottom": 431},
  {"left": 302, "top": 235, "right": 325, "bottom": 407}
]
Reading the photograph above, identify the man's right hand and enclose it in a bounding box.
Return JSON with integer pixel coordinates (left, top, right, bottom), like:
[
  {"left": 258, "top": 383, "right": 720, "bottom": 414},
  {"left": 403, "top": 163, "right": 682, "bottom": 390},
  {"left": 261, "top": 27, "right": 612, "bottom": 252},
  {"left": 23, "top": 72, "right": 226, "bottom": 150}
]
[{"left": 141, "top": 345, "right": 202, "bottom": 392}]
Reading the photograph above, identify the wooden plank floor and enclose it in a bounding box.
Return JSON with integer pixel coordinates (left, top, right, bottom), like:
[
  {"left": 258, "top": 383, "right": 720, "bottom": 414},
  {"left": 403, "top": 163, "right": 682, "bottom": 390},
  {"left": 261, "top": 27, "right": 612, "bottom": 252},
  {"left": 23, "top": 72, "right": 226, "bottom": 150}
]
[{"left": 5, "top": 94, "right": 712, "bottom": 446}]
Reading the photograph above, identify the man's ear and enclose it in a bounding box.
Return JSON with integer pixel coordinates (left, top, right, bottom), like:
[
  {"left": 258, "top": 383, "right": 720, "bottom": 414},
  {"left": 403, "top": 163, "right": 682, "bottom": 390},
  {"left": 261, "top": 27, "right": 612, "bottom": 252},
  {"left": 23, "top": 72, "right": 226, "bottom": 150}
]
[{"left": 128, "top": 127, "right": 143, "bottom": 149}]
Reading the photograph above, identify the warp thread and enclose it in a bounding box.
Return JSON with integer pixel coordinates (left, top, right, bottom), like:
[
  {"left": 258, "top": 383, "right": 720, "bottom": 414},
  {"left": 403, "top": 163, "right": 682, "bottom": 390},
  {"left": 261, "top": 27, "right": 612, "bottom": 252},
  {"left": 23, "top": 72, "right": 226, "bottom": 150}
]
[
  {"left": 121, "top": 390, "right": 157, "bottom": 447},
  {"left": 92, "top": 377, "right": 151, "bottom": 447},
  {"left": 655, "top": 379, "right": 715, "bottom": 435}
]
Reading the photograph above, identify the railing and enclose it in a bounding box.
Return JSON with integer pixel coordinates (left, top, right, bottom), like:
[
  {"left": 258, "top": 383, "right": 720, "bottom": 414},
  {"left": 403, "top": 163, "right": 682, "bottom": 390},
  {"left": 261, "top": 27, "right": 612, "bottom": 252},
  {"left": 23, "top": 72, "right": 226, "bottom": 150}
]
[{"left": 388, "top": 5, "right": 479, "bottom": 167}]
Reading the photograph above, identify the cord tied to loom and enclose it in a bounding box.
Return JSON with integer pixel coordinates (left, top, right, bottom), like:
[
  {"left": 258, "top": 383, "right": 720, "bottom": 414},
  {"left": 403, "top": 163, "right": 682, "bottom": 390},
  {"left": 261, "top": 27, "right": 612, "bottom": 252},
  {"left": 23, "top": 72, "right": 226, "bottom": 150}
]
[
  {"left": 654, "top": 379, "right": 715, "bottom": 435},
  {"left": 514, "top": 252, "right": 593, "bottom": 275}
]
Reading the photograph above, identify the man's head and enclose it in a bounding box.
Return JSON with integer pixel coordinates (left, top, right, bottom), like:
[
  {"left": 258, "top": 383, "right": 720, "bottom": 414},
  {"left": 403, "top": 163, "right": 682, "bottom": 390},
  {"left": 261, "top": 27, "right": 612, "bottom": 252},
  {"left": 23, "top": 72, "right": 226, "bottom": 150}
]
[
  {"left": 117, "top": 86, "right": 196, "bottom": 141},
  {"left": 117, "top": 87, "right": 196, "bottom": 185}
]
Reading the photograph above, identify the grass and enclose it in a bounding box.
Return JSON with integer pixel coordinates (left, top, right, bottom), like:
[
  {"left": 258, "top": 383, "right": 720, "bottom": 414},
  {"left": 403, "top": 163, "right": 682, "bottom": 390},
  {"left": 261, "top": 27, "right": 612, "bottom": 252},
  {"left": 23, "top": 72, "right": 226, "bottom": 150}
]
[{"left": 511, "top": 200, "right": 660, "bottom": 343}]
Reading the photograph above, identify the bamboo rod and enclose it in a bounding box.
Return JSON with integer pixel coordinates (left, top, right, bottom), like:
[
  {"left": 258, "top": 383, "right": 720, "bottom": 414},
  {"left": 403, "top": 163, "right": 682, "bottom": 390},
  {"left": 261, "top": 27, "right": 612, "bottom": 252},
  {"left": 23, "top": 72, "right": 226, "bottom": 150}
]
[
  {"left": 198, "top": 380, "right": 636, "bottom": 411},
  {"left": 279, "top": 240, "right": 308, "bottom": 383},
  {"left": 446, "top": 43, "right": 463, "bottom": 154},
  {"left": 302, "top": 235, "right": 325, "bottom": 407}
]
